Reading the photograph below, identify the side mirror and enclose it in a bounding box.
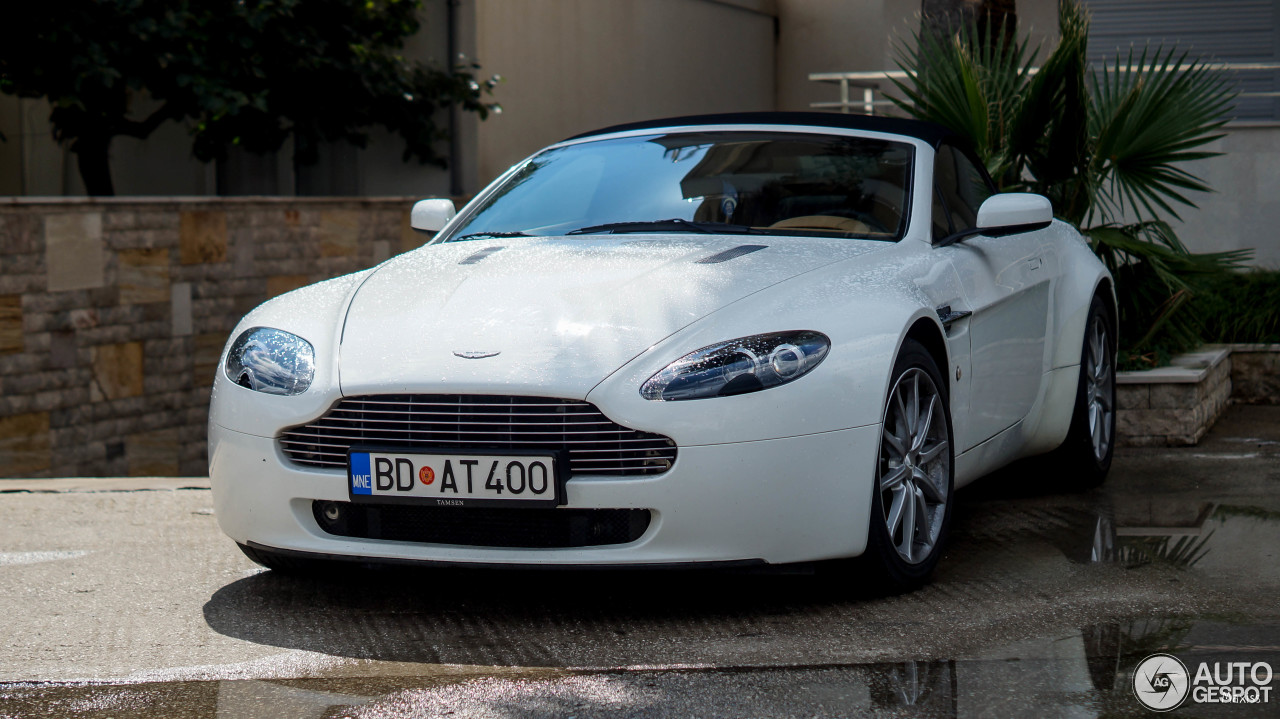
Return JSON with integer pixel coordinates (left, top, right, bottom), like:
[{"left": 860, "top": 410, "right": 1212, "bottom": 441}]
[
  {"left": 976, "top": 193, "right": 1052, "bottom": 234},
  {"left": 410, "top": 198, "right": 457, "bottom": 233}
]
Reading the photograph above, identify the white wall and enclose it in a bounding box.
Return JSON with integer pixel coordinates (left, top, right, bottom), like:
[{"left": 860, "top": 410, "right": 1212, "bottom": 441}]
[
  {"left": 474, "top": 0, "right": 778, "bottom": 184},
  {"left": 0, "top": 95, "right": 23, "bottom": 196},
  {"left": 780, "top": 0, "right": 1062, "bottom": 113},
  {"left": 356, "top": 0, "right": 461, "bottom": 198},
  {"left": 1174, "top": 126, "right": 1280, "bottom": 269},
  {"left": 776, "top": 0, "right": 915, "bottom": 113},
  {"left": 0, "top": 96, "right": 93, "bottom": 196}
]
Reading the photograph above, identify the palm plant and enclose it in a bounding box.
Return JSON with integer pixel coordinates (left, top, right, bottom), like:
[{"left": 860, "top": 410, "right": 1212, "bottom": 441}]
[{"left": 890, "top": 0, "right": 1249, "bottom": 363}]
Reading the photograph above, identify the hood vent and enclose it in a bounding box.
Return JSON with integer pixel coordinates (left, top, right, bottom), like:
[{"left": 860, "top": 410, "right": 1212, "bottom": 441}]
[
  {"left": 695, "top": 244, "right": 768, "bottom": 264},
  {"left": 459, "top": 246, "right": 505, "bottom": 265}
]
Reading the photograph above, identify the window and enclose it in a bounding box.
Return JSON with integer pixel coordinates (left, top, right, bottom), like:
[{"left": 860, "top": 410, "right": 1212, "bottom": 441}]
[
  {"left": 444, "top": 131, "right": 916, "bottom": 242},
  {"left": 932, "top": 144, "right": 992, "bottom": 242},
  {"left": 931, "top": 187, "right": 952, "bottom": 240}
]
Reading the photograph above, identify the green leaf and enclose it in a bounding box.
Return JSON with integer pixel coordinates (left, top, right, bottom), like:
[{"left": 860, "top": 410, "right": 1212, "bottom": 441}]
[{"left": 891, "top": 1, "right": 1247, "bottom": 361}]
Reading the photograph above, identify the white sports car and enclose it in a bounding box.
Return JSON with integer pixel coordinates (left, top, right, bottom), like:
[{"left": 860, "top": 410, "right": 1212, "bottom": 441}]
[{"left": 209, "top": 112, "right": 1116, "bottom": 589}]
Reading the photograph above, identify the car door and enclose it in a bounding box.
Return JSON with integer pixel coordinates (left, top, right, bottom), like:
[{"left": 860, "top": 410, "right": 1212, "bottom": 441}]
[{"left": 931, "top": 144, "right": 1057, "bottom": 451}]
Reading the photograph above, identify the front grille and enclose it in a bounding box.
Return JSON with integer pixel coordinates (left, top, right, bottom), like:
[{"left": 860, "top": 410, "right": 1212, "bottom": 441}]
[
  {"left": 313, "top": 501, "right": 651, "bottom": 548},
  {"left": 279, "top": 394, "right": 677, "bottom": 476}
]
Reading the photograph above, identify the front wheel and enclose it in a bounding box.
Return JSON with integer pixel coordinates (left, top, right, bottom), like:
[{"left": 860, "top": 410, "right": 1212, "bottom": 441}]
[{"left": 857, "top": 339, "right": 955, "bottom": 592}]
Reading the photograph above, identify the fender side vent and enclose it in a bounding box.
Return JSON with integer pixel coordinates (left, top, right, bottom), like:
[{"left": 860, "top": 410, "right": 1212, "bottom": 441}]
[
  {"left": 459, "top": 246, "right": 505, "bottom": 265},
  {"left": 695, "top": 244, "right": 768, "bottom": 264},
  {"left": 935, "top": 305, "right": 972, "bottom": 326}
]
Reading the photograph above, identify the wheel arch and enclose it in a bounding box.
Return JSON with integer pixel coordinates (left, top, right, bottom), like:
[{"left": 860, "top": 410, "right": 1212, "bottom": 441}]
[
  {"left": 1048, "top": 234, "right": 1117, "bottom": 372},
  {"left": 903, "top": 316, "right": 951, "bottom": 396},
  {"left": 1018, "top": 264, "right": 1117, "bottom": 461},
  {"left": 1094, "top": 275, "right": 1118, "bottom": 339}
]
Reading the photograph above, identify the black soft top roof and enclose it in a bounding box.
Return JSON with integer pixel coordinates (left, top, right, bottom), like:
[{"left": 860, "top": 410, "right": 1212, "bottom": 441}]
[{"left": 565, "top": 112, "right": 960, "bottom": 147}]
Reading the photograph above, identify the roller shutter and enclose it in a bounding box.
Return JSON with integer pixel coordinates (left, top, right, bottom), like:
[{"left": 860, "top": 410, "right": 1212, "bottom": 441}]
[{"left": 1084, "top": 0, "right": 1280, "bottom": 121}]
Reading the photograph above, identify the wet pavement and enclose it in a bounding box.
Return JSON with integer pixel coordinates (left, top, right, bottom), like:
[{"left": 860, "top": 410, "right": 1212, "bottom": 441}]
[{"left": 1, "top": 405, "right": 1278, "bottom": 717}]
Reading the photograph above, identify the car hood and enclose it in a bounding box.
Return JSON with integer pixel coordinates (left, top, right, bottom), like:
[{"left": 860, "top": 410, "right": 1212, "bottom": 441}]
[{"left": 338, "top": 236, "right": 884, "bottom": 398}]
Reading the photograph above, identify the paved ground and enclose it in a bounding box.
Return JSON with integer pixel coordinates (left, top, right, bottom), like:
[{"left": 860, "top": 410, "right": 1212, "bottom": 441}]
[{"left": 1, "top": 406, "right": 1278, "bottom": 718}]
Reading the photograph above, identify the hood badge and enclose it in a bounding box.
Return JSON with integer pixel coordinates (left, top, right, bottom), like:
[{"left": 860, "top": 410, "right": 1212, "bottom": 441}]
[{"left": 453, "top": 350, "right": 501, "bottom": 359}]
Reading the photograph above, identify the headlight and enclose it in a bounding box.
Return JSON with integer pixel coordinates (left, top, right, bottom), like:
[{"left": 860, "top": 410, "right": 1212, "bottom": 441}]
[
  {"left": 224, "top": 327, "right": 315, "bottom": 396},
  {"left": 640, "top": 331, "right": 830, "bottom": 401}
]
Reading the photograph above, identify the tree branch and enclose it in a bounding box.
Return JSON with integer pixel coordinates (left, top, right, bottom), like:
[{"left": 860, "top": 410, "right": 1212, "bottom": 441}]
[{"left": 116, "top": 103, "right": 176, "bottom": 140}]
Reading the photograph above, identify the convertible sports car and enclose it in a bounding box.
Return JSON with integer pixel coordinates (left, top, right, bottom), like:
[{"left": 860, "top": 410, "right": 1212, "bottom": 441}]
[{"left": 209, "top": 112, "right": 1116, "bottom": 589}]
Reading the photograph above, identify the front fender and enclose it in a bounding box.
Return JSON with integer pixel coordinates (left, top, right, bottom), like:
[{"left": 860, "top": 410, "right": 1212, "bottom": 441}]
[
  {"left": 208, "top": 269, "right": 374, "bottom": 441},
  {"left": 587, "top": 266, "right": 934, "bottom": 448},
  {"left": 1049, "top": 225, "right": 1114, "bottom": 371}
]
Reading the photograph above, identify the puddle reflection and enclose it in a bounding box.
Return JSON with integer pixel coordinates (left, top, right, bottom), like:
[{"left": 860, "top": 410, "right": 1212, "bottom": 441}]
[
  {"left": 1070, "top": 502, "right": 1280, "bottom": 580},
  {"left": 5, "top": 618, "right": 1276, "bottom": 718}
]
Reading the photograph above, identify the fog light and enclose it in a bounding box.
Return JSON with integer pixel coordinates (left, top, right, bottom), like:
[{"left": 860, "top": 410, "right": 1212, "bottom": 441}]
[{"left": 320, "top": 502, "right": 342, "bottom": 523}]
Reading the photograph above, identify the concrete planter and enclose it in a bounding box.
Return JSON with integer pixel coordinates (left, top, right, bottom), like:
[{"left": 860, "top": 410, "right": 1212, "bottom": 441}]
[
  {"left": 1116, "top": 344, "right": 1280, "bottom": 447},
  {"left": 1225, "top": 343, "right": 1280, "bottom": 405}
]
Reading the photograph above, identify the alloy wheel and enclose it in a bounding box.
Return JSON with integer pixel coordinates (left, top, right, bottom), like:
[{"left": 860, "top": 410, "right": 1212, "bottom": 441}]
[
  {"left": 1085, "top": 319, "right": 1114, "bottom": 462},
  {"left": 879, "top": 368, "right": 950, "bottom": 565}
]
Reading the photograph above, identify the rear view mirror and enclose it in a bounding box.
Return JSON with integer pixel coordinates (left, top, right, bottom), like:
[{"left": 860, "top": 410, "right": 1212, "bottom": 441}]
[
  {"left": 976, "top": 193, "right": 1052, "bottom": 235},
  {"left": 411, "top": 198, "right": 457, "bottom": 233}
]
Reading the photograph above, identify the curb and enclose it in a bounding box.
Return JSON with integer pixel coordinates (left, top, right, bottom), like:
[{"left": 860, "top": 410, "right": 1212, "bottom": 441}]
[{"left": 0, "top": 477, "right": 211, "bottom": 493}]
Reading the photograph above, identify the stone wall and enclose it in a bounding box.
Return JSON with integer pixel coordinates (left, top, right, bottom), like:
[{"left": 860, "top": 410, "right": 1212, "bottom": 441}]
[
  {"left": 0, "top": 197, "right": 431, "bottom": 478},
  {"left": 1227, "top": 344, "right": 1280, "bottom": 406},
  {"left": 1116, "top": 345, "right": 1280, "bottom": 447},
  {"left": 1117, "top": 348, "right": 1234, "bottom": 447}
]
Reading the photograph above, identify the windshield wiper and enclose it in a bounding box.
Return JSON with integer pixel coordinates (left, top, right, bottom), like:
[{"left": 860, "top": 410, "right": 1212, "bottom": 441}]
[
  {"left": 451, "top": 231, "right": 532, "bottom": 242},
  {"left": 567, "top": 218, "right": 762, "bottom": 235}
]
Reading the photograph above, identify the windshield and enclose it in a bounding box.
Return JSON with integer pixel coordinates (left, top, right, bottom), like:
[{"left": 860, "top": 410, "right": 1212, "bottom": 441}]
[{"left": 439, "top": 131, "right": 915, "bottom": 242}]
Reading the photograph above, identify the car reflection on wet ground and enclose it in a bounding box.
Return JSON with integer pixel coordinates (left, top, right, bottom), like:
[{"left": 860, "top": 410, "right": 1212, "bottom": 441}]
[{"left": 0, "top": 405, "right": 1277, "bottom": 718}]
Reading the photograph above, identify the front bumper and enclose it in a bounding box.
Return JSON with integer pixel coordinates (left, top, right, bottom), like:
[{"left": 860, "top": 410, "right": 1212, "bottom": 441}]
[{"left": 208, "top": 423, "right": 880, "bottom": 566}]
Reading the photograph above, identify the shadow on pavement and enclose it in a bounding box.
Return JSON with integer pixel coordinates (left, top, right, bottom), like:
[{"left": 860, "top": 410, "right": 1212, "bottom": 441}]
[{"left": 203, "top": 566, "right": 856, "bottom": 667}]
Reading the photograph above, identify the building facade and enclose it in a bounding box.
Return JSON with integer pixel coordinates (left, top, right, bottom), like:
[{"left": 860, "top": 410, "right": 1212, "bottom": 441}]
[{"left": 2, "top": 0, "right": 1277, "bottom": 265}]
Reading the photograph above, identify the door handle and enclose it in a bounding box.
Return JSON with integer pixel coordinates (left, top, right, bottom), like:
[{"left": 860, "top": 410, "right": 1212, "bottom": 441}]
[{"left": 1027, "top": 257, "right": 1043, "bottom": 271}]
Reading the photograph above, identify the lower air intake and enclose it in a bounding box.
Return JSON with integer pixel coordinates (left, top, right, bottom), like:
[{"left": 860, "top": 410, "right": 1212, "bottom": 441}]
[{"left": 313, "top": 501, "right": 652, "bottom": 549}]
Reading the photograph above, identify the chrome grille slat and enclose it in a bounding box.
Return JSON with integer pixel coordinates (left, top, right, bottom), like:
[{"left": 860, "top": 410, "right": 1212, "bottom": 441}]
[
  {"left": 342, "top": 399, "right": 594, "bottom": 408},
  {"left": 281, "top": 433, "right": 671, "bottom": 446},
  {"left": 281, "top": 447, "right": 680, "bottom": 458},
  {"left": 556, "top": 446, "right": 674, "bottom": 454},
  {"left": 279, "top": 394, "right": 677, "bottom": 477},
  {"left": 289, "top": 427, "right": 641, "bottom": 437},
  {"left": 327, "top": 408, "right": 608, "bottom": 417},
  {"left": 289, "top": 459, "right": 677, "bottom": 473},
  {"left": 573, "top": 465, "right": 675, "bottom": 471},
  {"left": 326, "top": 417, "right": 611, "bottom": 424},
  {"left": 322, "top": 416, "right": 617, "bottom": 426}
]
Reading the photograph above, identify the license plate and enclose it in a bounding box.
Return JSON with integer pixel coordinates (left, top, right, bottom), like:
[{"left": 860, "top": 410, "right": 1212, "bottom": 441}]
[{"left": 347, "top": 449, "right": 562, "bottom": 507}]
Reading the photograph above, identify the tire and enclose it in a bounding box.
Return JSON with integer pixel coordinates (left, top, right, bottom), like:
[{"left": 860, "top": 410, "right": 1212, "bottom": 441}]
[
  {"left": 237, "top": 542, "right": 335, "bottom": 575},
  {"left": 1051, "top": 294, "right": 1116, "bottom": 490},
  {"left": 854, "top": 338, "right": 956, "bottom": 592}
]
